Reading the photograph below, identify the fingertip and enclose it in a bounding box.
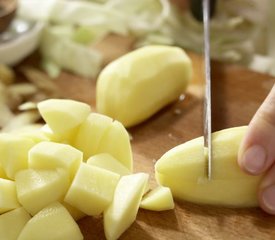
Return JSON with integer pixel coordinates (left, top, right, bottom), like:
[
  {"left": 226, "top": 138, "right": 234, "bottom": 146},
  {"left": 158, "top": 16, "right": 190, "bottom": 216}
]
[
  {"left": 259, "top": 185, "right": 275, "bottom": 215},
  {"left": 238, "top": 144, "right": 267, "bottom": 175}
]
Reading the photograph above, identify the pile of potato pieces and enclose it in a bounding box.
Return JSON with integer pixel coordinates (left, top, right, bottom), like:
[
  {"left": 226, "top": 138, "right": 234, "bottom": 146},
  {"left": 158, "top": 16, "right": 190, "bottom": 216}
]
[{"left": 0, "top": 99, "right": 174, "bottom": 240}]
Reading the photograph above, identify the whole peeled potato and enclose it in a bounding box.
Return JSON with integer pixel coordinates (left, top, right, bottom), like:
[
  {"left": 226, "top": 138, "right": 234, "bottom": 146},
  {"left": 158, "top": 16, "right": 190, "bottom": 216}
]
[{"left": 96, "top": 45, "right": 192, "bottom": 127}]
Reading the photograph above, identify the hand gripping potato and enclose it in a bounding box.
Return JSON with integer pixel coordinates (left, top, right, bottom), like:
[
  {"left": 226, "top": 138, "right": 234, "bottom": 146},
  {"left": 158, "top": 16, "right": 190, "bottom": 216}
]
[{"left": 155, "top": 126, "right": 263, "bottom": 207}]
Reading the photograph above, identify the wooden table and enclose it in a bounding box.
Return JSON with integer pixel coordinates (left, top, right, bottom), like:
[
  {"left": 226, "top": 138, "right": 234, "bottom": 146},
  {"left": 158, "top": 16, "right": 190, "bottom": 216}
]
[{"left": 45, "top": 41, "right": 275, "bottom": 239}]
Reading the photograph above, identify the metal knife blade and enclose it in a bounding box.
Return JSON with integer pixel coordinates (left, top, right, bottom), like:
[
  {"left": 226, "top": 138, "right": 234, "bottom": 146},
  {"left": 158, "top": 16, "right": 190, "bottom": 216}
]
[{"left": 203, "top": 0, "right": 212, "bottom": 180}]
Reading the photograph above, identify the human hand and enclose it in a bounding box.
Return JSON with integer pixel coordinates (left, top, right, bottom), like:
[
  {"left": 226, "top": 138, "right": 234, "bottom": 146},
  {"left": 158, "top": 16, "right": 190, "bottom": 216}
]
[{"left": 238, "top": 84, "right": 275, "bottom": 214}]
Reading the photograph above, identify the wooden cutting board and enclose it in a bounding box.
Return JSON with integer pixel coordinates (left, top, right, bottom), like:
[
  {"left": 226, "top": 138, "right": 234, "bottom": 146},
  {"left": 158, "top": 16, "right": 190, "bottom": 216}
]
[{"left": 47, "top": 40, "right": 275, "bottom": 239}]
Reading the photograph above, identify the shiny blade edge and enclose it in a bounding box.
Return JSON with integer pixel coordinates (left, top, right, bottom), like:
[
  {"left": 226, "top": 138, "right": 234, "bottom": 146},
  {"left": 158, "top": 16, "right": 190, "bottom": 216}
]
[{"left": 203, "top": 0, "right": 212, "bottom": 180}]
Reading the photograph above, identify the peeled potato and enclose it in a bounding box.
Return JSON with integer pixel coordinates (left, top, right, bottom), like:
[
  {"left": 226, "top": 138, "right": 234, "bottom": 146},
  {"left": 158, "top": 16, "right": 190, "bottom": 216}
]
[
  {"left": 96, "top": 45, "right": 192, "bottom": 127},
  {"left": 18, "top": 202, "right": 83, "bottom": 240},
  {"left": 64, "top": 163, "right": 120, "bottom": 216},
  {"left": 104, "top": 173, "right": 149, "bottom": 240},
  {"left": 15, "top": 168, "right": 70, "bottom": 216},
  {"left": 87, "top": 153, "right": 131, "bottom": 176},
  {"left": 155, "top": 126, "right": 263, "bottom": 207},
  {"left": 140, "top": 186, "right": 174, "bottom": 211},
  {"left": 0, "top": 133, "right": 35, "bottom": 179},
  {"left": 0, "top": 207, "right": 31, "bottom": 240},
  {"left": 0, "top": 178, "right": 20, "bottom": 214},
  {"left": 37, "top": 99, "right": 91, "bottom": 142}
]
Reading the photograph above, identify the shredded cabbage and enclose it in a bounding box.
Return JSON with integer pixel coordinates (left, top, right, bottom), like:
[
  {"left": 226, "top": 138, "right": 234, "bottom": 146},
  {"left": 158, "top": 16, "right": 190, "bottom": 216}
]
[
  {"left": 17, "top": 0, "right": 273, "bottom": 78},
  {"left": 40, "top": 25, "right": 103, "bottom": 78}
]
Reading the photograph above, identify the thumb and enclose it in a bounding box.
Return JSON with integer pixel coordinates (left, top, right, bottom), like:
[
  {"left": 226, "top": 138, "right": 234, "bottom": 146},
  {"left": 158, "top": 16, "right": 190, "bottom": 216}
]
[
  {"left": 238, "top": 84, "right": 275, "bottom": 214},
  {"left": 238, "top": 84, "right": 275, "bottom": 175}
]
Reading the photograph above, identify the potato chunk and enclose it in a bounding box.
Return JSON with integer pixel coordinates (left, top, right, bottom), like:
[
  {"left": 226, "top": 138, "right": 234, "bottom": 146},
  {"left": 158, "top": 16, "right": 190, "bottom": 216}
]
[
  {"left": 28, "top": 141, "right": 82, "bottom": 180},
  {"left": 0, "top": 133, "right": 35, "bottom": 179},
  {"left": 140, "top": 186, "right": 174, "bottom": 211},
  {"left": 0, "top": 178, "right": 20, "bottom": 214},
  {"left": 73, "top": 113, "right": 113, "bottom": 160},
  {"left": 104, "top": 173, "right": 149, "bottom": 240},
  {"left": 64, "top": 163, "right": 120, "bottom": 216},
  {"left": 18, "top": 202, "right": 83, "bottom": 240},
  {"left": 37, "top": 99, "right": 91, "bottom": 142},
  {"left": 15, "top": 168, "right": 70, "bottom": 216},
  {"left": 87, "top": 153, "right": 131, "bottom": 176},
  {"left": 155, "top": 126, "right": 263, "bottom": 207},
  {"left": 96, "top": 45, "right": 192, "bottom": 127},
  {"left": 96, "top": 120, "right": 133, "bottom": 171},
  {"left": 0, "top": 207, "right": 31, "bottom": 240}
]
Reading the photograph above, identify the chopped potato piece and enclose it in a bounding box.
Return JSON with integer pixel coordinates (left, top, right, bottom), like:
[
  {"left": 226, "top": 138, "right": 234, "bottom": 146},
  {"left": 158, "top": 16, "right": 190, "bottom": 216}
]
[
  {"left": 96, "top": 120, "right": 133, "bottom": 171},
  {"left": 28, "top": 141, "right": 82, "bottom": 180},
  {"left": 155, "top": 126, "right": 263, "bottom": 207},
  {"left": 87, "top": 153, "right": 131, "bottom": 176},
  {"left": 0, "top": 207, "right": 31, "bottom": 240},
  {"left": 37, "top": 98, "right": 91, "bottom": 140},
  {"left": 18, "top": 202, "right": 83, "bottom": 240},
  {"left": 104, "top": 173, "right": 149, "bottom": 240},
  {"left": 73, "top": 112, "right": 113, "bottom": 160},
  {"left": 15, "top": 168, "right": 70, "bottom": 216},
  {"left": 0, "top": 178, "right": 20, "bottom": 214},
  {"left": 0, "top": 133, "right": 35, "bottom": 179},
  {"left": 96, "top": 45, "right": 192, "bottom": 127},
  {"left": 65, "top": 163, "right": 120, "bottom": 216},
  {"left": 140, "top": 186, "right": 174, "bottom": 211}
]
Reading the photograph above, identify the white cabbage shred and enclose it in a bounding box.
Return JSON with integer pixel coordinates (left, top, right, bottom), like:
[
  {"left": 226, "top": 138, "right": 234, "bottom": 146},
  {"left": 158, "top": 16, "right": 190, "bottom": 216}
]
[{"left": 17, "top": 0, "right": 274, "bottom": 77}]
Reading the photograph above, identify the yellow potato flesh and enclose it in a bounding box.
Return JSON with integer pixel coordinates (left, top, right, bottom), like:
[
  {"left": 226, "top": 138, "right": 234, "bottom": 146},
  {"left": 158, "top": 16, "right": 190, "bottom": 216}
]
[
  {"left": 64, "top": 163, "right": 120, "bottom": 216},
  {"left": 96, "top": 120, "right": 133, "bottom": 171},
  {"left": 0, "top": 178, "right": 20, "bottom": 214},
  {"left": 28, "top": 141, "right": 83, "bottom": 180},
  {"left": 73, "top": 113, "right": 113, "bottom": 160},
  {"left": 140, "top": 186, "right": 174, "bottom": 211},
  {"left": 96, "top": 45, "right": 192, "bottom": 127},
  {"left": 0, "top": 207, "right": 31, "bottom": 240},
  {"left": 155, "top": 126, "right": 263, "bottom": 207},
  {"left": 37, "top": 99, "right": 91, "bottom": 135},
  {"left": 15, "top": 168, "right": 70, "bottom": 216},
  {"left": 0, "top": 134, "right": 35, "bottom": 179},
  {"left": 18, "top": 202, "right": 83, "bottom": 240},
  {"left": 87, "top": 153, "right": 131, "bottom": 176},
  {"left": 104, "top": 173, "right": 149, "bottom": 240}
]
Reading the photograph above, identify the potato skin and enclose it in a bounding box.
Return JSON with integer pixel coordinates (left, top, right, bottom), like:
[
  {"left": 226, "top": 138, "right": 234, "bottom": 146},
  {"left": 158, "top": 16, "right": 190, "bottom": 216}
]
[
  {"left": 96, "top": 45, "right": 192, "bottom": 127},
  {"left": 155, "top": 126, "right": 263, "bottom": 207}
]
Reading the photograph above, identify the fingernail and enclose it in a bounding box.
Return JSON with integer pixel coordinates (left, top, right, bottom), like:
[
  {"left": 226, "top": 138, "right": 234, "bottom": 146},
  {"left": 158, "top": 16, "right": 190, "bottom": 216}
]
[
  {"left": 242, "top": 145, "right": 266, "bottom": 174},
  {"left": 262, "top": 185, "right": 275, "bottom": 213}
]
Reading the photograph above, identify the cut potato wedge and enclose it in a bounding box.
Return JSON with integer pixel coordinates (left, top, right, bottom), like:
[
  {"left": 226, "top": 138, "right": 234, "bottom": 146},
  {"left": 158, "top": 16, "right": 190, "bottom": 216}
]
[
  {"left": 0, "top": 178, "right": 20, "bottom": 214},
  {"left": 96, "top": 120, "right": 133, "bottom": 171},
  {"left": 155, "top": 126, "right": 263, "bottom": 207},
  {"left": 73, "top": 113, "right": 113, "bottom": 160},
  {"left": 15, "top": 168, "right": 70, "bottom": 216},
  {"left": 104, "top": 173, "right": 149, "bottom": 240},
  {"left": 0, "top": 133, "right": 35, "bottom": 179},
  {"left": 18, "top": 202, "right": 83, "bottom": 240},
  {"left": 28, "top": 141, "right": 82, "bottom": 180},
  {"left": 65, "top": 163, "right": 120, "bottom": 216},
  {"left": 96, "top": 45, "right": 192, "bottom": 127},
  {"left": 0, "top": 207, "right": 31, "bottom": 240},
  {"left": 37, "top": 99, "right": 91, "bottom": 135},
  {"left": 140, "top": 186, "right": 174, "bottom": 211},
  {"left": 87, "top": 153, "right": 131, "bottom": 176}
]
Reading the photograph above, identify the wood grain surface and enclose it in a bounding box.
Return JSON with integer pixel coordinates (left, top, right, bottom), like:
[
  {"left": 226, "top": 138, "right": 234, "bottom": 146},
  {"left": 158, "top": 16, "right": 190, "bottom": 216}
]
[{"left": 45, "top": 39, "right": 275, "bottom": 239}]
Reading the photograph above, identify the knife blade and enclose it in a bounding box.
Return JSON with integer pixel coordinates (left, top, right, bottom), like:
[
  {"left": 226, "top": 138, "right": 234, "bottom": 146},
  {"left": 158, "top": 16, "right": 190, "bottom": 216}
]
[{"left": 202, "top": 0, "right": 212, "bottom": 180}]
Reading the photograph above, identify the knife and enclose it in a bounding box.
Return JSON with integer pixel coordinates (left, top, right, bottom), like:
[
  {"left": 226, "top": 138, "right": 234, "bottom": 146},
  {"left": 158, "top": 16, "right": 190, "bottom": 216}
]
[{"left": 202, "top": 0, "right": 212, "bottom": 180}]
